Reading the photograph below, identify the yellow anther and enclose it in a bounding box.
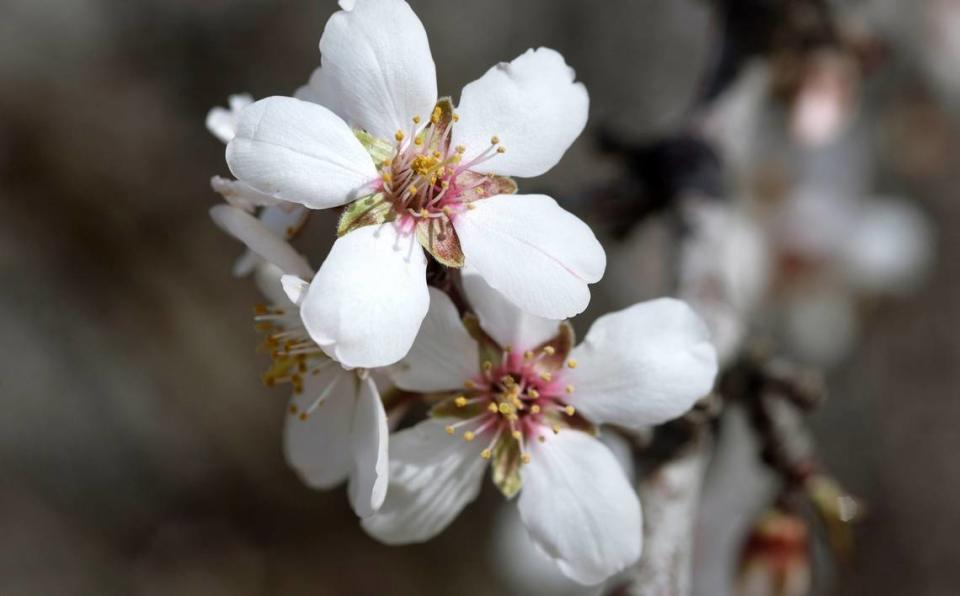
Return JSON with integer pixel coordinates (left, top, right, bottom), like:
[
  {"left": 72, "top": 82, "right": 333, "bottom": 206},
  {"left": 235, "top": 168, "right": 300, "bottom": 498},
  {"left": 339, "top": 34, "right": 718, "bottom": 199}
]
[
  {"left": 408, "top": 185, "right": 418, "bottom": 195},
  {"left": 502, "top": 375, "right": 516, "bottom": 387},
  {"left": 395, "top": 130, "right": 405, "bottom": 142},
  {"left": 538, "top": 435, "right": 546, "bottom": 443},
  {"left": 431, "top": 106, "right": 442, "bottom": 124},
  {"left": 455, "top": 144, "right": 466, "bottom": 154},
  {"left": 483, "top": 361, "right": 493, "bottom": 372},
  {"left": 504, "top": 344, "right": 513, "bottom": 353},
  {"left": 567, "top": 358, "right": 577, "bottom": 369},
  {"left": 412, "top": 153, "right": 439, "bottom": 175},
  {"left": 412, "top": 115, "right": 421, "bottom": 124},
  {"left": 487, "top": 402, "right": 499, "bottom": 413},
  {"left": 552, "top": 424, "right": 561, "bottom": 434},
  {"left": 480, "top": 449, "right": 492, "bottom": 460},
  {"left": 565, "top": 384, "right": 575, "bottom": 394},
  {"left": 512, "top": 430, "right": 522, "bottom": 440},
  {"left": 463, "top": 431, "right": 476, "bottom": 442},
  {"left": 539, "top": 372, "right": 552, "bottom": 382},
  {"left": 381, "top": 172, "right": 392, "bottom": 183},
  {"left": 524, "top": 350, "right": 534, "bottom": 360},
  {"left": 432, "top": 150, "right": 441, "bottom": 159},
  {"left": 530, "top": 404, "right": 541, "bottom": 414},
  {"left": 454, "top": 396, "right": 468, "bottom": 407},
  {"left": 498, "top": 402, "right": 514, "bottom": 415},
  {"left": 453, "top": 113, "right": 460, "bottom": 122},
  {"left": 465, "top": 380, "right": 477, "bottom": 389},
  {"left": 445, "top": 425, "right": 455, "bottom": 435},
  {"left": 521, "top": 453, "right": 531, "bottom": 464},
  {"left": 543, "top": 346, "right": 556, "bottom": 356},
  {"left": 528, "top": 389, "right": 540, "bottom": 399},
  {"left": 496, "top": 146, "right": 506, "bottom": 154},
  {"left": 565, "top": 405, "right": 576, "bottom": 416},
  {"left": 419, "top": 208, "right": 429, "bottom": 218},
  {"left": 466, "top": 202, "right": 476, "bottom": 210},
  {"left": 289, "top": 404, "right": 298, "bottom": 414},
  {"left": 442, "top": 206, "right": 452, "bottom": 216},
  {"left": 490, "top": 135, "right": 500, "bottom": 145},
  {"left": 414, "top": 136, "right": 424, "bottom": 146},
  {"left": 298, "top": 412, "right": 308, "bottom": 421}
]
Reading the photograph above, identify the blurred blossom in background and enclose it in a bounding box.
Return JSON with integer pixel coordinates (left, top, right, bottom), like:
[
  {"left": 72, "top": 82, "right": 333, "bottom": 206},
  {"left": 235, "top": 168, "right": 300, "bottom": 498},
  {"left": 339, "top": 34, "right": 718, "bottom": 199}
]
[{"left": 1, "top": 0, "right": 958, "bottom": 594}]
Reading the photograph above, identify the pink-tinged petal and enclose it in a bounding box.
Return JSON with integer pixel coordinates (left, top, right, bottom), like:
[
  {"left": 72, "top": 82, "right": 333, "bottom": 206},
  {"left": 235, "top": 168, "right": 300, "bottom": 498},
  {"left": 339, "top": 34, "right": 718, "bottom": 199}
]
[
  {"left": 518, "top": 430, "right": 642, "bottom": 586},
  {"left": 453, "top": 194, "right": 606, "bottom": 319},
  {"left": 389, "top": 288, "right": 479, "bottom": 393},
  {"left": 452, "top": 48, "right": 588, "bottom": 178},
  {"left": 461, "top": 269, "right": 562, "bottom": 350},
  {"left": 361, "top": 418, "right": 487, "bottom": 544},
  {"left": 226, "top": 96, "right": 378, "bottom": 210},
  {"left": 301, "top": 224, "right": 429, "bottom": 368},
  {"left": 567, "top": 299, "right": 718, "bottom": 429},
  {"left": 318, "top": 0, "right": 437, "bottom": 141},
  {"left": 283, "top": 365, "right": 357, "bottom": 489},
  {"left": 347, "top": 375, "right": 390, "bottom": 518},
  {"left": 209, "top": 205, "right": 314, "bottom": 279}
]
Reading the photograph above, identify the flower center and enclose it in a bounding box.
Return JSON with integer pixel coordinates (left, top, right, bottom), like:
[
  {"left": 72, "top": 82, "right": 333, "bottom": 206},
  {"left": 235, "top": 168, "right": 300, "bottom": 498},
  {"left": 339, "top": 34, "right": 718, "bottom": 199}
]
[
  {"left": 443, "top": 345, "right": 579, "bottom": 464},
  {"left": 378, "top": 104, "right": 505, "bottom": 231}
]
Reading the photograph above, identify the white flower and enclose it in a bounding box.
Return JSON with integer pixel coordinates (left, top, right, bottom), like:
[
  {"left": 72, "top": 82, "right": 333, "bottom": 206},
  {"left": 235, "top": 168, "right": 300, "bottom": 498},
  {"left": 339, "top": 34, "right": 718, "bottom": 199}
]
[
  {"left": 362, "top": 273, "right": 718, "bottom": 585},
  {"left": 223, "top": 0, "right": 604, "bottom": 369},
  {"left": 209, "top": 204, "right": 389, "bottom": 518},
  {"left": 207, "top": 94, "right": 309, "bottom": 278}
]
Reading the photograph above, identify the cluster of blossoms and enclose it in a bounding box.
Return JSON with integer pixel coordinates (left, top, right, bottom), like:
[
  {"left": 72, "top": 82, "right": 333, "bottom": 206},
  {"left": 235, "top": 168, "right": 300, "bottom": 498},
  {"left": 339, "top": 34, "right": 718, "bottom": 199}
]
[{"left": 207, "top": 0, "right": 718, "bottom": 585}]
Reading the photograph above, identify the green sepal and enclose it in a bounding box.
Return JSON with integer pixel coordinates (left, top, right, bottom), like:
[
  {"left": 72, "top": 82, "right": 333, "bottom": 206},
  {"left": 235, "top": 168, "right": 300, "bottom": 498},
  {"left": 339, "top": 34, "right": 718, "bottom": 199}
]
[
  {"left": 416, "top": 216, "right": 464, "bottom": 267},
  {"left": 491, "top": 436, "right": 523, "bottom": 499},
  {"left": 355, "top": 130, "right": 394, "bottom": 166},
  {"left": 337, "top": 193, "right": 393, "bottom": 237}
]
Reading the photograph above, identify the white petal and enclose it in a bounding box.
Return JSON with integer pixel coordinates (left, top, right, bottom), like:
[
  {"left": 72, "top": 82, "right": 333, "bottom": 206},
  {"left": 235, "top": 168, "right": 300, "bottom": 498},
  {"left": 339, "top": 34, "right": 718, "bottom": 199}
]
[
  {"left": 301, "top": 224, "right": 429, "bottom": 368},
  {"left": 318, "top": 0, "right": 437, "bottom": 141},
  {"left": 347, "top": 375, "right": 390, "bottom": 518},
  {"left": 206, "top": 93, "right": 253, "bottom": 143},
  {"left": 452, "top": 48, "right": 588, "bottom": 178},
  {"left": 280, "top": 275, "right": 309, "bottom": 306},
  {"left": 388, "top": 288, "right": 478, "bottom": 393},
  {"left": 453, "top": 194, "right": 606, "bottom": 319},
  {"left": 567, "top": 299, "right": 718, "bottom": 429},
  {"left": 461, "top": 269, "right": 562, "bottom": 350},
  {"left": 293, "top": 67, "right": 344, "bottom": 117},
  {"left": 226, "top": 96, "right": 378, "bottom": 210},
  {"left": 211, "top": 176, "right": 283, "bottom": 211},
  {"left": 361, "top": 418, "right": 487, "bottom": 544},
  {"left": 209, "top": 205, "right": 314, "bottom": 279},
  {"left": 283, "top": 365, "right": 357, "bottom": 489},
  {"left": 253, "top": 262, "right": 295, "bottom": 306},
  {"left": 518, "top": 430, "right": 642, "bottom": 586}
]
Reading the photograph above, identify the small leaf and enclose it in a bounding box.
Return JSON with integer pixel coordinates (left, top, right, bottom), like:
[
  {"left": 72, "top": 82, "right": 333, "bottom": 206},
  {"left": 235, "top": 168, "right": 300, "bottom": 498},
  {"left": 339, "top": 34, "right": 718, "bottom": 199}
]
[
  {"left": 337, "top": 193, "right": 394, "bottom": 236},
  {"left": 416, "top": 216, "right": 464, "bottom": 267},
  {"left": 492, "top": 435, "right": 523, "bottom": 499},
  {"left": 354, "top": 130, "right": 394, "bottom": 165}
]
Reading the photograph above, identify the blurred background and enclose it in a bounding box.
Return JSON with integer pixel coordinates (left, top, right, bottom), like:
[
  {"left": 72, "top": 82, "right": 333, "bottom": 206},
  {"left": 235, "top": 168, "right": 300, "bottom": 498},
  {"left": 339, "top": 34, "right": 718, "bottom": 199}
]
[{"left": 1, "top": 0, "right": 958, "bottom": 594}]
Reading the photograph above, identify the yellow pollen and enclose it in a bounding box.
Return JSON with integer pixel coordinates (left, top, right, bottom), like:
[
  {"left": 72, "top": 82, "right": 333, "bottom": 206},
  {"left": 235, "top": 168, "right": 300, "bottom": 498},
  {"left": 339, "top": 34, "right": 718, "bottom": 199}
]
[
  {"left": 463, "top": 431, "right": 476, "bottom": 442},
  {"left": 539, "top": 372, "right": 552, "bottom": 382},
  {"left": 411, "top": 153, "right": 439, "bottom": 176},
  {"left": 466, "top": 202, "right": 476, "bottom": 210},
  {"left": 512, "top": 430, "right": 522, "bottom": 440},
  {"left": 414, "top": 135, "right": 424, "bottom": 146},
  {"left": 432, "top": 150, "right": 441, "bottom": 159},
  {"left": 496, "top": 146, "right": 506, "bottom": 154},
  {"left": 442, "top": 206, "right": 452, "bottom": 216},
  {"left": 483, "top": 361, "right": 493, "bottom": 372},
  {"left": 412, "top": 115, "right": 421, "bottom": 124},
  {"left": 530, "top": 404, "right": 541, "bottom": 414},
  {"left": 465, "top": 380, "right": 477, "bottom": 389},
  {"left": 504, "top": 344, "right": 513, "bottom": 353},
  {"left": 521, "top": 453, "right": 532, "bottom": 464},
  {"left": 381, "top": 172, "right": 392, "bottom": 183},
  {"left": 430, "top": 106, "right": 442, "bottom": 123},
  {"left": 395, "top": 130, "right": 405, "bottom": 142},
  {"left": 543, "top": 346, "right": 556, "bottom": 356},
  {"left": 289, "top": 404, "right": 298, "bottom": 414},
  {"left": 490, "top": 135, "right": 500, "bottom": 145},
  {"left": 298, "top": 412, "right": 308, "bottom": 421},
  {"left": 480, "top": 448, "right": 492, "bottom": 460},
  {"left": 487, "top": 402, "right": 499, "bottom": 413},
  {"left": 567, "top": 358, "right": 577, "bottom": 369},
  {"left": 552, "top": 424, "right": 561, "bottom": 434},
  {"left": 524, "top": 350, "right": 534, "bottom": 360},
  {"left": 528, "top": 389, "right": 540, "bottom": 399},
  {"left": 453, "top": 113, "right": 460, "bottom": 122},
  {"left": 455, "top": 144, "right": 466, "bottom": 154},
  {"left": 445, "top": 425, "right": 455, "bottom": 435},
  {"left": 566, "top": 384, "right": 575, "bottom": 394},
  {"left": 408, "top": 185, "right": 418, "bottom": 195},
  {"left": 419, "top": 208, "right": 429, "bottom": 218},
  {"left": 454, "top": 396, "right": 468, "bottom": 407},
  {"left": 498, "top": 402, "right": 514, "bottom": 415},
  {"left": 538, "top": 435, "right": 546, "bottom": 443},
  {"left": 565, "top": 405, "right": 576, "bottom": 416}
]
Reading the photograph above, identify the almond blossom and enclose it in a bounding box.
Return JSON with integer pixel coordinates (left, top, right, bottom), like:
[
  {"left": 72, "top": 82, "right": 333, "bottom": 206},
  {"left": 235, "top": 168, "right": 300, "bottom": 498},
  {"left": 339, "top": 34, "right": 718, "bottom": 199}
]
[
  {"left": 363, "top": 273, "right": 718, "bottom": 585},
  {"left": 209, "top": 204, "right": 388, "bottom": 518},
  {"left": 223, "top": 0, "right": 604, "bottom": 369}
]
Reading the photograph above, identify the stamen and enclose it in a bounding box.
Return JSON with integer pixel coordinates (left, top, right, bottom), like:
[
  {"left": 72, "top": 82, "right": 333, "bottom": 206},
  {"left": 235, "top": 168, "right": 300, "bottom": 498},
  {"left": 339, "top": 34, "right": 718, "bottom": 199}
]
[{"left": 567, "top": 358, "right": 577, "bottom": 369}]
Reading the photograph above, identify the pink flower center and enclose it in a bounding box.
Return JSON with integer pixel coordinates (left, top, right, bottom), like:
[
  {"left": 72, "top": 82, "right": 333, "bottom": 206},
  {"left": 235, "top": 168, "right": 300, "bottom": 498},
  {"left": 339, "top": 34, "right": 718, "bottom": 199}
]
[
  {"left": 444, "top": 345, "right": 579, "bottom": 463},
  {"left": 378, "top": 106, "right": 505, "bottom": 233}
]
